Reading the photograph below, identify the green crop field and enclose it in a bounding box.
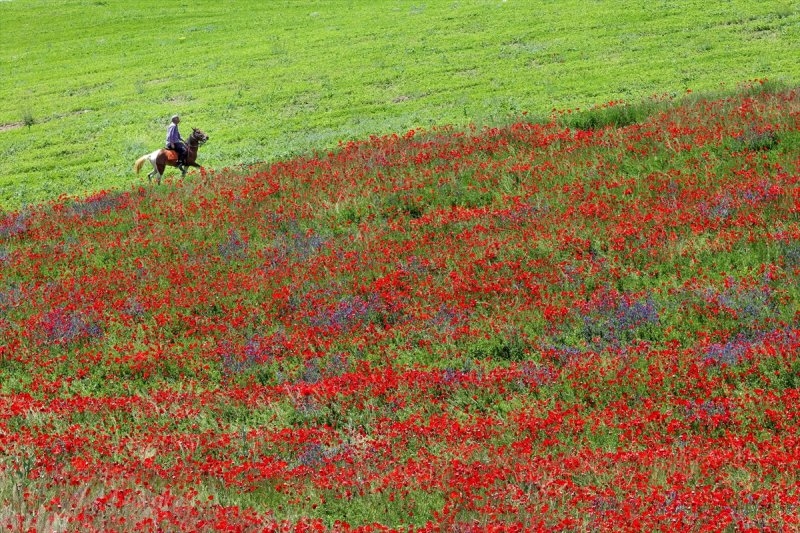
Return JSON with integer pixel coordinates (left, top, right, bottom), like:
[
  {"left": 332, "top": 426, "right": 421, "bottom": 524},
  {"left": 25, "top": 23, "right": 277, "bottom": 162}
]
[{"left": 1, "top": 0, "right": 799, "bottom": 210}]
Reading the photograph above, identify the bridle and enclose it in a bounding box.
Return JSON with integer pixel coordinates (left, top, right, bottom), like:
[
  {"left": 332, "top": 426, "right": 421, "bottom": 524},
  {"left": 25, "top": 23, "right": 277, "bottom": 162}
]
[{"left": 189, "top": 129, "right": 209, "bottom": 147}]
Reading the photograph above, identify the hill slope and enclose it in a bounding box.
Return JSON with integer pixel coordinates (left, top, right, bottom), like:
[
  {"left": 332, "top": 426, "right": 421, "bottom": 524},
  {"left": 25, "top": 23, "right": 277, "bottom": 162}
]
[
  {"left": 1, "top": 86, "right": 800, "bottom": 530},
  {"left": 2, "top": 0, "right": 800, "bottom": 208}
]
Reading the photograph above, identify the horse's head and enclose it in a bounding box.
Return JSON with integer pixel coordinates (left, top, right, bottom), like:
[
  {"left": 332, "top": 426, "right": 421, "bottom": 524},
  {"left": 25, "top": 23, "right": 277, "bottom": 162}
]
[{"left": 190, "top": 128, "right": 209, "bottom": 146}]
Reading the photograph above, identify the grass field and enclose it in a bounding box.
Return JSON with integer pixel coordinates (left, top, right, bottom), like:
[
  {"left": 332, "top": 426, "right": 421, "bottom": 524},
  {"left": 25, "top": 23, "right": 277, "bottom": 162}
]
[{"left": 2, "top": 0, "right": 800, "bottom": 209}]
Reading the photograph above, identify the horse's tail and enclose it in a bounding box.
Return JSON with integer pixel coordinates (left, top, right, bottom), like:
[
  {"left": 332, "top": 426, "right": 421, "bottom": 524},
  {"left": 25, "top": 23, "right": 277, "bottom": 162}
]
[{"left": 134, "top": 155, "right": 149, "bottom": 174}]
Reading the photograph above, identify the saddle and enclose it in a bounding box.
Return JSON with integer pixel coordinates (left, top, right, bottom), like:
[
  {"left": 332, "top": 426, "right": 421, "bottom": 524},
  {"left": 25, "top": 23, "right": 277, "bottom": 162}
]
[{"left": 164, "top": 150, "right": 180, "bottom": 164}]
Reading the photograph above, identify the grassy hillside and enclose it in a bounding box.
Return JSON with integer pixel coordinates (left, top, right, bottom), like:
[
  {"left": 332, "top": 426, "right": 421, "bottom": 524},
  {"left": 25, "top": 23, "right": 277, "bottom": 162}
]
[
  {"left": 1, "top": 85, "right": 799, "bottom": 530},
  {"left": 2, "top": 0, "right": 800, "bottom": 209}
]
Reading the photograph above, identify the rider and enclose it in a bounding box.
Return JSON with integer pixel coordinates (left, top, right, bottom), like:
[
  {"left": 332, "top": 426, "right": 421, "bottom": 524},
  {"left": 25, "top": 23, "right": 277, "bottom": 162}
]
[{"left": 165, "top": 114, "right": 187, "bottom": 167}]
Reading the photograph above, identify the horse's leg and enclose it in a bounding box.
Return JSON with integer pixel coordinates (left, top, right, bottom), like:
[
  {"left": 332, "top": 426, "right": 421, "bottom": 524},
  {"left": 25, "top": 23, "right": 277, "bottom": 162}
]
[
  {"left": 152, "top": 151, "right": 167, "bottom": 185},
  {"left": 180, "top": 162, "right": 199, "bottom": 177},
  {"left": 147, "top": 155, "right": 158, "bottom": 183},
  {"left": 157, "top": 161, "right": 165, "bottom": 185}
]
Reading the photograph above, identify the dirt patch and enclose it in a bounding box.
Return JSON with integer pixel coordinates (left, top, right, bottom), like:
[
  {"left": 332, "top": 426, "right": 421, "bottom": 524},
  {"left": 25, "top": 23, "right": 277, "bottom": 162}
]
[
  {"left": 0, "top": 110, "right": 94, "bottom": 132},
  {"left": 0, "top": 122, "right": 23, "bottom": 133}
]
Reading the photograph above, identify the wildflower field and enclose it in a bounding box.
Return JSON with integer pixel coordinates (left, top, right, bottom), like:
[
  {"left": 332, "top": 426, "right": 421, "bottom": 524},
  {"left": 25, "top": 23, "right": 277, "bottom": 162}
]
[{"left": 1, "top": 84, "right": 800, "bottom": 531}]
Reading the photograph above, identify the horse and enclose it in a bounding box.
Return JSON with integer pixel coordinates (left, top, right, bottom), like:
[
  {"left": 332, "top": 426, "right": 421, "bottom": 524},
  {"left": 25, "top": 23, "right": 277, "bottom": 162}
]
[{"left": 134, "top": 127, "right": 209, "bottom": 184}]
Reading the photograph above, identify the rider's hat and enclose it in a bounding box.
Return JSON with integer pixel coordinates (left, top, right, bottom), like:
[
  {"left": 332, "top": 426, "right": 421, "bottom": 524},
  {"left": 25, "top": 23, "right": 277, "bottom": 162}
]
[{"left": 171, "top": 114, "right": 180, "bottom": 122}]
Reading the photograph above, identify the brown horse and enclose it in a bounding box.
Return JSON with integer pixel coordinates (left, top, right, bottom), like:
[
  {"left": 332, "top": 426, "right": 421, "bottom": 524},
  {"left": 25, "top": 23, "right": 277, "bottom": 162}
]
[{"left": 134, "top": 127, "right": 209, "bottom": 184}]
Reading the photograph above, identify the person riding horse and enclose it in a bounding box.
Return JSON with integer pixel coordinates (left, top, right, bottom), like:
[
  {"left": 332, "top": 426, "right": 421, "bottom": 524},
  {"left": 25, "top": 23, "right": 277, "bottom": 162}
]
[
  {"left": 166, "top": 115, "right": 187, "bottom": 168},
  {"left": 135, "top": 124, "right": 209, "bottom": 185}
]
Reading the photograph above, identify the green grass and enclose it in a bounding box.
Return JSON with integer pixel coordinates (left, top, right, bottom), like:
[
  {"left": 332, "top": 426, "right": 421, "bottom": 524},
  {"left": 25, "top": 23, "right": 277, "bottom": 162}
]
[{"left": 1, "top": 0, "right": 800, "bottom": 210}]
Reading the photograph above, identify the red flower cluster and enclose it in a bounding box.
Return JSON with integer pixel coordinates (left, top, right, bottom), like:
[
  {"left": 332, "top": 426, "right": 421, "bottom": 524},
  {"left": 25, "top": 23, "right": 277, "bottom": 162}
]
[{"left": 1, "top": 84, "right": 799, "bottom": 531}]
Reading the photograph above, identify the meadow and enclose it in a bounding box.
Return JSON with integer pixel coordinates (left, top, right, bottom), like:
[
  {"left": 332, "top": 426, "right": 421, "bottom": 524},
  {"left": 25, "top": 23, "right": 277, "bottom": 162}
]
[
  {"left": 2, "top": 0, "right": 800, "bottom": 531},
  {"left": 1, "top": 82, "right": 799, "bottom": 530},
  {"left": 1, "top": 0, "right": 800, "bottom": 209}
]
